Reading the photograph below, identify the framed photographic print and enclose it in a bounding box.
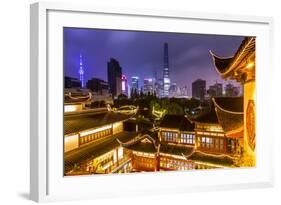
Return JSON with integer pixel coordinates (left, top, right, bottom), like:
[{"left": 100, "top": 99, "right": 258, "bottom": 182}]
[{"left": 30, "top": 2, "right": 274, "bottom": 202}]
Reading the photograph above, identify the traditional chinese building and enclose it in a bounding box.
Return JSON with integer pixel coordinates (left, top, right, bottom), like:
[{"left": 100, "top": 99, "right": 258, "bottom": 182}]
[
  {"left": 118, "top": 132, "right": 234, "bottom": 172},
  {"left": 192, "top": 105, "right": 237, "bottom": 154},
  {"left": 118, "top": 114, "right": 236, "bottom": 172},
  {"left": 118, "top": 134, "right": 160, "bottom": 172},
  {"left": 64, "top": 109, "right": 137, "bottom": 175},
  {"left": 213, "top": 97, "right": 243, "bottom": 148},
  {"left": 64, "top": 89, "right": 92, "bottom": 112},
  {"left": 210, "top": 37, "right": 256, "bottom": 166},
  {"left": 158, "top": 114, "right": 195, "bottom": 145}
]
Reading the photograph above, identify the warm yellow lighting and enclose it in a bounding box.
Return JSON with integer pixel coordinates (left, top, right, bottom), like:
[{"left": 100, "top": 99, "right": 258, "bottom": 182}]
[
  {"left": 113, "top": 122, "right": 123, "bottom": 134},
  {"left": 80, "top": 125, "right": 112, "bottom": 137},
  {"left": 246, "top": 62, "right": 254, "bottom": 69},
  {"left": 64, "top": 134, "right": 79, "bottom": 152},
  {"left": 118, "top": 147, "right": 124, "bottom": 159},
  {"left": 64, "top": 105, "right": 78, "bottom": 112},
  {"left": 132, "top": 151, "right": 155, "bottom": 158}
]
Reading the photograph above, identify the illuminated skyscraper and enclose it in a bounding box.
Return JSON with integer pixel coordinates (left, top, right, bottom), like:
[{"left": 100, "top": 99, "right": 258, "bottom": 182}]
[
  {"left": 121, "top": 74, "right": 128, "bottom": 96},
  {"left": 156, "top": 78, "right": 164, "bottom": 98},
  {"left": 163, "top": 43, "right": 170, "bottom": 97},
  {"left": 143, "top": 78, "right": 154, "bottom": 95},
  {"left": 78, "top": 53, "right": 85, "bottom": 88},
  {"left": 131, "top": 76, "right": 139, "bottom": 91}
]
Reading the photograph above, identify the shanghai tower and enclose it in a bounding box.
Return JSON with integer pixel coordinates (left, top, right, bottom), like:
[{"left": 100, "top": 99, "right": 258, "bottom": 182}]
[{"left": 163, "top": 42, "right": 170, "bottom": 97}]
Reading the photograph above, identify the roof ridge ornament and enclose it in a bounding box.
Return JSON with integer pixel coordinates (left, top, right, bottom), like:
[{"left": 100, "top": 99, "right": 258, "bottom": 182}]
[
  {"left": 117, "top": 134, "right": 157, "bottom": 148},
  {"left": 182, "top": 149, "right": 235, "bottom": 160}
]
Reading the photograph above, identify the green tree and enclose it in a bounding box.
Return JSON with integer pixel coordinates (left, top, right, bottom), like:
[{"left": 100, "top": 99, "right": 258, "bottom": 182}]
[{"left": 167, "top": 102, "right": 184, "bottom": 115}]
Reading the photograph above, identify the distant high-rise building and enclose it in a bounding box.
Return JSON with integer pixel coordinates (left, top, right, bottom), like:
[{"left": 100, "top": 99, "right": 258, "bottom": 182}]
[
  {"left": 169, "top": 83, "right": 177, "bottom": 97},
  {"left": 143, "top": 78, "right": 154, "bottom": 95},
  {"left": 208, "top": 82, "right": 223, "bottom": 97},
  {"left": 163, "top": 43, "right": 170, "bottom": 97},
  {"left": 192, "top": 79, "right": 206, "bottom": 101},
  {"left": 64, "top": 76, "right": 81, "bottom": 89},
  {"left": 107, "top": 58, "right": 122, "bottom": 98},
  {"left": 78, "top": 53, "right": 85, "bottom": 88},
  {"left": 155, "top": 78, "right": 163, "bottom": 98},
  {"left": 153, "top": 70, "right": 158, "bottom": 82},
  {"left": 86, "top": 78, "right": 109, "bottom": 95},
  {"left": 180, "top": 86, "right": 188, "bottom": 97},
  {"left": 131, "top": 76, "right": 139, "bottom": 91},
  {"left": 121, "top": 74, "right": 128, "bottom": 96},
  {"left": 224, "top": 83, "right": 240, "bottom": 96}
]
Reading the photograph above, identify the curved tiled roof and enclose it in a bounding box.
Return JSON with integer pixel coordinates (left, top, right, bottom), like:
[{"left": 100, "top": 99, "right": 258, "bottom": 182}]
[
  {"left": 118, "top": 134, "right": 157, "bottom": 146},
  {"left": 192, "top": 101, "right": 219, "bottom": 124},
  {"left": 210, "top": 37, "right": 255, "bottom": 77},
  {"left": 213, "top": 97, "right": 243, "bottom": 113},
  {"left": 64, "top": 92, "right": 92, "bottom": 103},
  {"left": 160, "top": 144, "right": 194, "bottom": 156},
  {"left": 159, "top": 114, "right": 195, "bottom": 131},
  {"left": 193, "top": 110, "right": 219, "bottom": 124},
  {"left": 64, "top": 96, "right": 91, "bottom": 103},
  {"left": 118, "top": 134, "right": 159, "bottom": 153},
  {"left": 119, "top": 134, "right": 195, "bottom": 157},
  {"left": 213, "top": 97, "right": 244, "bottom": 136},
  {"left": 64, "top": 111, "right": 133, "bottom": 135},
  {"left": 188, "top": 151, "right": 235, "bottom": 166},
  {"left": 124, "top": 142, "right": 158, "bottom": 154},
  {"left": 209, "top": 52, "right": 234, "bottom": 74},
  {"left": 64, "top": 131, "right": 138, "bottom": 173}
]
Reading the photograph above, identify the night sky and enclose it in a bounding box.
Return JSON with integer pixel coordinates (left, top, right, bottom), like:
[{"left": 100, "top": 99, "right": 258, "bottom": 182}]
[{"left": 64, "top": 27, "right": 245, "bottom": 95}]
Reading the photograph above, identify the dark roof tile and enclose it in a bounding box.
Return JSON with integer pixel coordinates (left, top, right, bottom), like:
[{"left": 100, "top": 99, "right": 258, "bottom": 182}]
[
  {"left": 213, "top": 97, "right": 244, "bottom": 133},
  {"left": 213, "top": 97, "right": 243, "bottom": 112},
  {"left": 64, "top": 111, "right": 133, "bottom": 135},
  {"left": 160, "top": 144, "right": 194, "bottom": 156},
  {"left": 159, "top": 115, "right": 195, "bottom": 131},
  {"left": 193, "top": 110, "right": 219, "bottom": 124}
]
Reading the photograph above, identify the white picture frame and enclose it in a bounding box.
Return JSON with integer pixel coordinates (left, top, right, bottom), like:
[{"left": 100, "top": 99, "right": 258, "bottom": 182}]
[{"left": 30, "top": 2, "right": 274, "bottom": 202}]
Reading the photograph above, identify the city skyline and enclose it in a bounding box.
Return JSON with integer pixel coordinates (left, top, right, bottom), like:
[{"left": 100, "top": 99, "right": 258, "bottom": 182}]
[
  {"left": 63, "top": 31, "right": 256, "bottom": 175},
  {"left": 64, "top": 27, "right": 244, "bottom": 95}
]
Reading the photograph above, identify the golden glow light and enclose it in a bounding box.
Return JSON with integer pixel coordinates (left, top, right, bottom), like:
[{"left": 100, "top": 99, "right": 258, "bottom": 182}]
[
  {"left": 64, "top": 105, "right": 78, "bottom": 112},
  {"left": 118, "top": 147, "right": 124, "bottom": 159},
  {"left": 246, "top": 62, "right": 254, "bottom": 69},
  {"left": 64, "top": 134, "right": 79, "bottom": 152},
  {"left": 113, "top": 122, "right": 123, "bottom": 135},
  {"left": 80, "top": 125, "right": 112, "bottom": 137}
]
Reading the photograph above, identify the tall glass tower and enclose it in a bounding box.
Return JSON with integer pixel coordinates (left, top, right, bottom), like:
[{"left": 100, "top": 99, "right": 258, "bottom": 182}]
[
  {"left": 107, "top": 58, "right": 122, "bottom": 97},
  {"left": 78, "top": 53, "right": 85, "bottom": 88},
  {"left": 163, "top": 42, "right": 170, "bottom": 97}
]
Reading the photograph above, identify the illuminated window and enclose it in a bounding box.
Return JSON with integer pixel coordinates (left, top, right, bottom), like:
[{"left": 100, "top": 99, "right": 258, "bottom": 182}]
[
  {"left": 180, "top": 133, "right": 195, "bottom": 144},
  {"left": 78, "top": 128, "right": 113, "bottom": 145},
  {"left": 197, "top": 135, "right": 225, "bottom": 151},
  {"left": 162, "top": 131, "right": 177, "bottom": 142}
]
